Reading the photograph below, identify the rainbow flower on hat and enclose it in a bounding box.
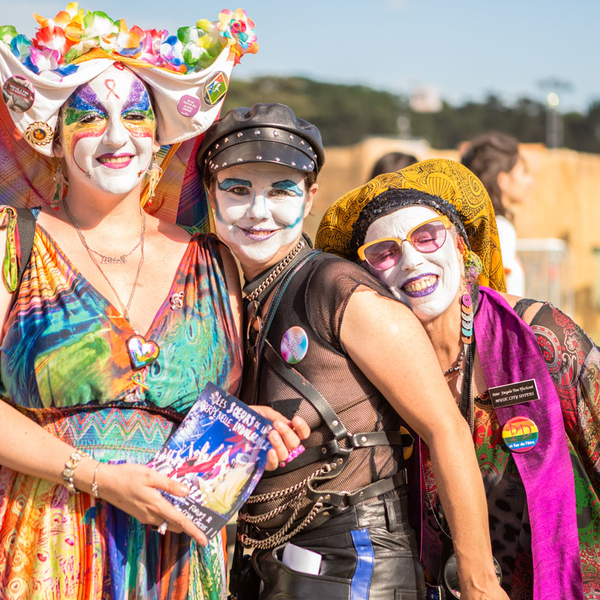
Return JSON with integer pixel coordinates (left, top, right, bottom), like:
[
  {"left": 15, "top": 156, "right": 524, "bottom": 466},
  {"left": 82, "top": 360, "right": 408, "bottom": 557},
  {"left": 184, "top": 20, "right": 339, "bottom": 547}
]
[{"left": 0, "top": 3, "right": 257, "bottom": 78}]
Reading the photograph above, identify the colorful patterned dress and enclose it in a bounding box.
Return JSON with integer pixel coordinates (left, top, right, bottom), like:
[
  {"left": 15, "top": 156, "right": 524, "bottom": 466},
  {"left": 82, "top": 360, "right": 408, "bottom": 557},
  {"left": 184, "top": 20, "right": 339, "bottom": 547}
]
[
  {"left": 0, "top": 211, "right": 242, "bottom": 600},
  {"left": 419, "top": 299, "right": 600, "bottom": 599}
]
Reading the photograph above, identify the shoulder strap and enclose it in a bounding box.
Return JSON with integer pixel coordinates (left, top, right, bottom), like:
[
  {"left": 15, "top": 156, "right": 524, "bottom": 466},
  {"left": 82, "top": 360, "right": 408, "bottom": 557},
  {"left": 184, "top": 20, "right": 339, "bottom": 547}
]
[
  {"left": 15, "top": 208, "right": 36, "bottom": 285},
  {"left": 512, "top": 297, "right": 537, "bottom": 319},
  {"left": 251, "top": 250, "right": 320, "bottom": 404}
]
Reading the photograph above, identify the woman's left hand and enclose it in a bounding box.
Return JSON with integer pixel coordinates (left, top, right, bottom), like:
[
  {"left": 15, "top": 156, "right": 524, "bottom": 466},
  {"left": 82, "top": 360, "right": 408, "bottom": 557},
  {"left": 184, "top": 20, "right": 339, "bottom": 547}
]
[{"left": 251, "top": 406, "right": 310, "bottom": 471}]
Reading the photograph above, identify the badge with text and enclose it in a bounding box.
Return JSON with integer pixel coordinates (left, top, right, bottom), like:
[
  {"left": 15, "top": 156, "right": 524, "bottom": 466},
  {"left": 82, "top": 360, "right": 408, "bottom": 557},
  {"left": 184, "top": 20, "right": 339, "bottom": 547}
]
[
  {"left": 203, "top": 71, "right": 228, "bottom": 106},
  {"left": 177, "top": 94, "right": 201, "bottom": 117},
  {"left": 2, "top": 76, "right": 35, "bottom": 112},
  {"left": 502, "top": 416, "right": 539, "bottom": 453},
  {"left": 281, "top": 326, "right": 309, "bottom": 365},
  {"left": 488, "top": 378, "right": 539, "bottom": 409}
]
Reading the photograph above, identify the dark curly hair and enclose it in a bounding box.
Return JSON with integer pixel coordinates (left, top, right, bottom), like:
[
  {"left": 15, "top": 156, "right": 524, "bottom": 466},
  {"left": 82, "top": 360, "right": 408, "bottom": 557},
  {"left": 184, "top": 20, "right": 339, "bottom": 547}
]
[{"left": 350, "top": 188, "right": 469, "bottom": 261}]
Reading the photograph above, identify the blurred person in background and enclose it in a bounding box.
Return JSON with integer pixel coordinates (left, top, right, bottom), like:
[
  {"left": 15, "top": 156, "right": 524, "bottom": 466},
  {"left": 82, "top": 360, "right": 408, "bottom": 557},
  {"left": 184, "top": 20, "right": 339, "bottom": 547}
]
[
  {"left": 461, "top": 132, "right": 534, "bottom": 296},
  {"left": 369, "top": 151, "right": 418, "bottom": 180}
]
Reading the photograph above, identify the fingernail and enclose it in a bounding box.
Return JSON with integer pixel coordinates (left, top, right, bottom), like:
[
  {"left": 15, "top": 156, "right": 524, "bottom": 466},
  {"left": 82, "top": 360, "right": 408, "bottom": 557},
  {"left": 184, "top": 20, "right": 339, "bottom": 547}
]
[{"left": 180, "top": 485, "right": 190, "bottom": 495}]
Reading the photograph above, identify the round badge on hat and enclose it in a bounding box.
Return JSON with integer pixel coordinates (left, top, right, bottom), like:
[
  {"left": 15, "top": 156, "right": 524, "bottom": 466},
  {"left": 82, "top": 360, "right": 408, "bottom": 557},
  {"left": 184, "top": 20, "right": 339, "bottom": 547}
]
[
  {"left": 25, "top": 122, "right": 53, "bottom": 147},
  {"left": 177, "top": 94, "right": 201, "bottom": 117},
  {"left": 2, "top": 75, "right": 35, "bottom": 113},
  {"left": 502, "top": 416, "right": 539, "bottom": 453},
  {"left": 280, "top": 326, "right": 309, "bottom": 365}
]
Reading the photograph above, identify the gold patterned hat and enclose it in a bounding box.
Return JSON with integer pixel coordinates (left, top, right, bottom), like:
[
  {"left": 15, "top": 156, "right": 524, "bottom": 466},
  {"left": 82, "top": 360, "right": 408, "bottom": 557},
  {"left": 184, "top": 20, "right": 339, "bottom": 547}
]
[{"left": 315, "top": 158, "right": 506, "bottom": 291}]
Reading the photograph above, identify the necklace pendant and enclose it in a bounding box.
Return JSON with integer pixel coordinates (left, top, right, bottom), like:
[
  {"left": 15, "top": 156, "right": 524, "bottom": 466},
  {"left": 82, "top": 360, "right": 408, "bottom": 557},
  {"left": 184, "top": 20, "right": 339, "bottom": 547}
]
[
  {"left": 127, "top": 334, "right": 160, "bottom": 369},
  {"left": 101, "top": 255, "right": 127, "bottom": 264}
]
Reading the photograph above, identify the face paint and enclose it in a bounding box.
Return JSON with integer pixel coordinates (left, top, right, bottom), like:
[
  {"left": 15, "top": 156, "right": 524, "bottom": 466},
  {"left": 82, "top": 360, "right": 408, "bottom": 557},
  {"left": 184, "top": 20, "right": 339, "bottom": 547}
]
[
  {"left": 363, "top": 206, "right": 463, "bottom": 322},
  {"left": 211, "top": 163, "right": 309, "bottom": 276},
  {"left": 59, "top": 65, "right": 156, "bottom": 196}
]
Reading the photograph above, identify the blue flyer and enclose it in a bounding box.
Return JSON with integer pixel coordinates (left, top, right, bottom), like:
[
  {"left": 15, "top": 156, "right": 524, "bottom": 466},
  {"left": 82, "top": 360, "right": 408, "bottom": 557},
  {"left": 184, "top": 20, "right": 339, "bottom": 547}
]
[{"left": 147, "top": 382, "right": 273, "bottom": 539}]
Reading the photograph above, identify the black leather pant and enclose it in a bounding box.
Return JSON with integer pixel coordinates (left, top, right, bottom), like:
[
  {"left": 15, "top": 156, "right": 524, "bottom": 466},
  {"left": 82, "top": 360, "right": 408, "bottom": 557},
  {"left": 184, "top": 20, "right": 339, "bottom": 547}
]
[{"left": 253, "top": 493, "right": 426, "bottom": 600}]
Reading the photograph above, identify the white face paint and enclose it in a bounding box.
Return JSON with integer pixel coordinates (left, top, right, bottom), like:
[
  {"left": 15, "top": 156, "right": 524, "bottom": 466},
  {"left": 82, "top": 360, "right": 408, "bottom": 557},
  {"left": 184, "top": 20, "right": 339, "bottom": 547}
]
[
  {"left": 363, "top": 206, "right": 463, "bottom": 322},
  {"left": 58, "top": 65, "right": 157, "bottom": 197},
  {"left": 211, "top": 163, "right": 312, "bottom": 277}
]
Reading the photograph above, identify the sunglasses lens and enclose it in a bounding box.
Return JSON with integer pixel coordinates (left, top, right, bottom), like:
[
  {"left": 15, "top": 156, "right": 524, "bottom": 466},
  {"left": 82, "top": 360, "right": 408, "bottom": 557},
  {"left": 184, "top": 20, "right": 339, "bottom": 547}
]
[
  {"left": 364, "top": 240, "right": 401, "bottom": 270},
  {"left": 410, "top": 220, "right": 447, "bottom": 253}
]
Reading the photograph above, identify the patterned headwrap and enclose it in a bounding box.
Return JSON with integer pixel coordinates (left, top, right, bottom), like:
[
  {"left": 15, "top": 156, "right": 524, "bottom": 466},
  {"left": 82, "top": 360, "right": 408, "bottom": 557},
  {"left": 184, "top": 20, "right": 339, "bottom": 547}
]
[
  {"left": 0, "top": 5, "right": 257, "bottom": 230},
  {"left": 315, "top": 158, "right": 506, "bottom": 291}
]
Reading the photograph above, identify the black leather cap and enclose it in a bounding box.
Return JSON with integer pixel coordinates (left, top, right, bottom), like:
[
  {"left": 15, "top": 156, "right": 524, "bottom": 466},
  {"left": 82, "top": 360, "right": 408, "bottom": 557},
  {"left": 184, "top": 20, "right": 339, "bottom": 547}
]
[{"left": 197, "top": 103, "right": 325, "bottom": 175}]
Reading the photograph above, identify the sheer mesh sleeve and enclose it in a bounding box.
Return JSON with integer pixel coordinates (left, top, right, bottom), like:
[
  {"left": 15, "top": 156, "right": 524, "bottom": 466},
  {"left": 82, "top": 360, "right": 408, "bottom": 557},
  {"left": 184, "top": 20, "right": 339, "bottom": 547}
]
[
  {"left": 528, "top": 303, "right": 600, "bottom": 490},
  {"left": 305, "top": 257, "right": 396, "bottom": 353}
]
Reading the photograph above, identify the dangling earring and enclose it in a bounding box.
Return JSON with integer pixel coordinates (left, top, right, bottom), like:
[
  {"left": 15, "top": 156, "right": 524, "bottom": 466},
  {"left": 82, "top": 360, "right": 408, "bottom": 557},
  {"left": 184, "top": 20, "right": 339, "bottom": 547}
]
[
  {"left": 147, "top": 154, "right": 162, "bottom": 206},
  {"left": 51, "top": 162, "right": 67, "bottom": 210},
  {"left": 460, "top": 291, "right": 474, "bottom": 345}
]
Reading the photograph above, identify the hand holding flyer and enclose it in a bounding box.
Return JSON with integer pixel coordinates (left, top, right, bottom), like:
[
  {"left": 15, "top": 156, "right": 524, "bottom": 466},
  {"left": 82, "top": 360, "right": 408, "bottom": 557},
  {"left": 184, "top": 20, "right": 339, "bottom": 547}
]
[{"left": 148, "top": 382, "right": 274, "bottom": 539}]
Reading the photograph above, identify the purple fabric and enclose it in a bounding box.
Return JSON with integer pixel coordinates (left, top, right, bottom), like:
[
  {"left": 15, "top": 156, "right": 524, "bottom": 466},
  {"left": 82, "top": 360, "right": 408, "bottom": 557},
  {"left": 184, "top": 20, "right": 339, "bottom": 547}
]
[{"left": 476, "top": 287, "right": 582, "bottom": 600}]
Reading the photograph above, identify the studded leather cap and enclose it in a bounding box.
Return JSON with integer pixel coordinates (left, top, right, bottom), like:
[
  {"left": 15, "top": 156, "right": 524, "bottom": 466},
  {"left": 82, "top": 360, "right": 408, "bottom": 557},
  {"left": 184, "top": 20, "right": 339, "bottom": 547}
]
[{"left": 197, "top": 103, "right": 325, "bottom": 175}]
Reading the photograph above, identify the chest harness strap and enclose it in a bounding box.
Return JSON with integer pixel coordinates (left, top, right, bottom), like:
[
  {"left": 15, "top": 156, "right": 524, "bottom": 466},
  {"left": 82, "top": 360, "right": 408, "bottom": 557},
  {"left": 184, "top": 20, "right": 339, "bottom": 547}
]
[{"left": 239, "top": 253, "right": 411, "bottom": 550}]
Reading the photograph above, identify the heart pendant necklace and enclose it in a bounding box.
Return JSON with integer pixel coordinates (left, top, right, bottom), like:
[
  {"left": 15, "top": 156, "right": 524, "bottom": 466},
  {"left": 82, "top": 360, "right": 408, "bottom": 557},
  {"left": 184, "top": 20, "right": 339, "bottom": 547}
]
[
  {"left": 127, "top": 334, "right": 160, "bottom": 369},
  {"left": 64, "top": 200, "right": 160, "bottom": 370}
]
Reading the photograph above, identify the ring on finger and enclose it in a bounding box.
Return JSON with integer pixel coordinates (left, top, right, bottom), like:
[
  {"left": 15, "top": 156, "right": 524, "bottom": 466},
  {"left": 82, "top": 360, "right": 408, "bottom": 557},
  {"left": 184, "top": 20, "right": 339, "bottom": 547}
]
[{"left": 157, "top": 520, "right": 168, "bottom": 535}]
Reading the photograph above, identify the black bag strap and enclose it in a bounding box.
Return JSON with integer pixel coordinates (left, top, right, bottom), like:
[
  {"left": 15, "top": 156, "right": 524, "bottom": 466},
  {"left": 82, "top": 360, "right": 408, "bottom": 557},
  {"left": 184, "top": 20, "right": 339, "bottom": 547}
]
[
  {"left": 15, "top": 208, "right": 36, "bottom": 286},
  {"left": 250, "top": 250, "right": 320, "bottom": 404}
]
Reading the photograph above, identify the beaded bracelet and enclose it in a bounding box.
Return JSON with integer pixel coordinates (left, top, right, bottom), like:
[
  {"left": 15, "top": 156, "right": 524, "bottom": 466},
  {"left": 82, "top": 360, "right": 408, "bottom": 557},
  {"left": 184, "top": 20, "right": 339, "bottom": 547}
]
[{"left": 62, "top": 450, "right": 90, "bottom": 494}]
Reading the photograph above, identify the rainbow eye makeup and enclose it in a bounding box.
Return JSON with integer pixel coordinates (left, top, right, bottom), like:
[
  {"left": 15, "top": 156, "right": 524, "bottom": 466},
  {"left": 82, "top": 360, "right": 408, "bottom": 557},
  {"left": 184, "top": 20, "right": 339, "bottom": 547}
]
[
  {"left": 121, "top": 79, "right": 155, "bottom": 139},
  {"left": 62, "top": 85, "right": 108, "bottom": 155},
  {"left": 61, "top": 79, "right": 155, "bottom": 157}
]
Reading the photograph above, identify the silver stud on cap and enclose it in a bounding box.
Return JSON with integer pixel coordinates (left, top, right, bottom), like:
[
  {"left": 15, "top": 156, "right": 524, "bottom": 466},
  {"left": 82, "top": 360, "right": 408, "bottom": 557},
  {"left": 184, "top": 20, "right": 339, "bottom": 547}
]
[
  {"left": 291, "top": 161, "right": 297, "bottom": 167},
  {"left": 300, "top": 140, "right": 305, "bottom": 146},
  {"left": 273, "top": 131, "right": 279, "bottom": 137},
  {"left": 237, "top": 158, "right": 243, "bottom": 162},
  {"left": 208, "top": 150, "right": 212, "bottom": 156},
  {"left": 275, "top": 157, "right": 280, "bottom": 162},
  {"left": 222, "top": 162, "right": 227, "bottom": 167},
  {"left": 237, "top": 132, "right": 244, "bottom": 138},
  {"left": 254, "top": 129, "right": 261, "bottom": 135},
  {"left": 224, "top": 137, "right": 229, "bottom": 143},
  {"left": 289, "top": 134, "right": 294, "bottom": 140},
  {"left": 256, "top": 155, "right": 262, "bottom": 160},
  {"left": 303, "top": 165, "right": 308, "bottom": 170},
  {"left": 215, "top": 143, "right": 220, "bottom": 149}
]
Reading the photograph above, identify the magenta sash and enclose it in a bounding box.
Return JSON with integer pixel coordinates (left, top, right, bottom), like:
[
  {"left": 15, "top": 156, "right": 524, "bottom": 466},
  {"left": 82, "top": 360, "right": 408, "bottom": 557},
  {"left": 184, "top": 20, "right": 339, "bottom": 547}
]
[{"left": 476, "top": 287, "right": 582, "bottom": 599}]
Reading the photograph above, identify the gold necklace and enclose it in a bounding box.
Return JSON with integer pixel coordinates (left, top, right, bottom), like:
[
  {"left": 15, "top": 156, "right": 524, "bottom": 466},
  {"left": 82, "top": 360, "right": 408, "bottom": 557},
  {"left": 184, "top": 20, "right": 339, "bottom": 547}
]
[{"left": 63, "top": 200, "right": 146, "bottom": 324}]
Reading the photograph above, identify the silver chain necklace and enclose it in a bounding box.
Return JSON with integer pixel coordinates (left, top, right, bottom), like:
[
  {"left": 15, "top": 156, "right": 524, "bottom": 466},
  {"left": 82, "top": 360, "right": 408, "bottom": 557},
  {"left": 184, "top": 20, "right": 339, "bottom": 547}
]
[
  {"left": 245, "top": 239, "right": 306, "bottom": 303},
  {"left": 64, "top": 203, "right": 144, "bottom": 264},
  {"left": 63, "top": 200, "right": 146, "bottom": 324}
]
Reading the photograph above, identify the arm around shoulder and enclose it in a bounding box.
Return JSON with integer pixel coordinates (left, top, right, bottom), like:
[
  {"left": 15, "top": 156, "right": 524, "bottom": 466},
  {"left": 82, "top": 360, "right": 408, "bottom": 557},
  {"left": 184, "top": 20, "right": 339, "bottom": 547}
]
[{"left": 340, "top": 288, "right": 509, "bottom": 599}]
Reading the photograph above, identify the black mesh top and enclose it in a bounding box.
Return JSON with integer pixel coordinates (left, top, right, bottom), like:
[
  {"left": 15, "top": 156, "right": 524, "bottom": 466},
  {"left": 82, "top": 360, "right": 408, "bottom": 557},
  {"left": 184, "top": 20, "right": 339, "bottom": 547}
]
[{"left": 246, "top": 252, "right": 405, "bottom": 529}]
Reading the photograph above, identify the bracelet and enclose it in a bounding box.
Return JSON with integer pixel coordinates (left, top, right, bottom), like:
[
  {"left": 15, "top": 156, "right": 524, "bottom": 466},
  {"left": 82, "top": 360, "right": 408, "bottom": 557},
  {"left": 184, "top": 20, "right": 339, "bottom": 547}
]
[
  {"left": 91, "top": 462, "right": 101, "bottom": 499},
  {"left": 62, "top": 450, "right": 90, "bottom": 494}
]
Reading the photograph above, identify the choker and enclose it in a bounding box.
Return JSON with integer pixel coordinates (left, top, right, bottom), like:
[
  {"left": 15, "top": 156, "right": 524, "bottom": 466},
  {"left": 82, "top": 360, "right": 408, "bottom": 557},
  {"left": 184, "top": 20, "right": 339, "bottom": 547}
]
[{"left": 243, "top": 237, "right": 311, "bottom": 305}]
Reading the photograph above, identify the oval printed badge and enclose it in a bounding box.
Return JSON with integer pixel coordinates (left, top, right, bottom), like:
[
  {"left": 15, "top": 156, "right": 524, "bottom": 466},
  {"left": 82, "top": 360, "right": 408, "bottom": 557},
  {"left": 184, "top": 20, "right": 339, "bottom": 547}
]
[
  {"left": 281, "top": 326, "right": 309, "bottom": 365},
  {"left": 502, "top": 416, "right": 539, "bottom": 453}
]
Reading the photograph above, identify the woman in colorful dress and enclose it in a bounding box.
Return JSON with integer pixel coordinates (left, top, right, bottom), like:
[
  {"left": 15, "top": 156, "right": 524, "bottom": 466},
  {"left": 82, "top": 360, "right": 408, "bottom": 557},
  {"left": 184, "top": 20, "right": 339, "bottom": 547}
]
[
  {"left": 0, "top": 7, "right": 307, "bottom": 599},
  {"left": 316, "top": 158, "right": 600, "bottom": 599}
]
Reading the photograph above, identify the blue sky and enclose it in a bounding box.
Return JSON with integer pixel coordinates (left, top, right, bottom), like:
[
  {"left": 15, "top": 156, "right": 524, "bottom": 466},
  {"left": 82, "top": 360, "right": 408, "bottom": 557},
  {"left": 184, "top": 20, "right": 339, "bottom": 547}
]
[{"left": 3, "top": 0, "right": 597, "bottom": 112}]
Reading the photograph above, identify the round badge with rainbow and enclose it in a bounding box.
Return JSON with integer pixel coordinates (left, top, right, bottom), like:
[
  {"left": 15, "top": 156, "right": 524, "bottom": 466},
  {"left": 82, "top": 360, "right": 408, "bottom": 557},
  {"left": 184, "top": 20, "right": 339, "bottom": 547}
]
[
  {"left": 280, "top": 326, "right": 309, "bottom": 365},
  {"left": 502, "top": 416, "right": 539, "bottom": 453}
]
